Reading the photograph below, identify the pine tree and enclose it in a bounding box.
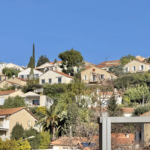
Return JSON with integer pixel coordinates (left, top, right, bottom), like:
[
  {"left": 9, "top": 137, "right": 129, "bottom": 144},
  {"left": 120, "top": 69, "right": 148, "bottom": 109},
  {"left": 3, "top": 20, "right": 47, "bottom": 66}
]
[
  {"left": 11, "top": 123, "right": 24, "bottom": 140},
  {"left": 107, "top": 95, "right": 123, "bottom": 116},
  {"left": 53, "top": 58, "right": 57, "bottom": 64}
]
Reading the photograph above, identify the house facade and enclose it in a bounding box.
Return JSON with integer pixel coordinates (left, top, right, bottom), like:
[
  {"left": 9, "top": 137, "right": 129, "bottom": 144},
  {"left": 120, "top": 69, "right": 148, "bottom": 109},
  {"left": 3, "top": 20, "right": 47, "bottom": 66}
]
[
  {"left": 0, "top": 77, "right": 27, "bottom": 89},
  {"left": 18, "top": 68, "right": 43, "bottom": 79},
  {"left": 0, "top": 90, "right": 24, "bottom": 105},
  {"left": 0, "top": 63, "right": 24, "bottom": 73},
  {"left": 20, "top": 91, "right": 53, "bottom": 108},
  {"left": 81, "top": 66, "right": 117, "bottom": 84},
  {"left": 39, "top": 70, "right": 73, "bottom": 85},
  {"left": 35, "top": 62, "right": 63, "bottom": 73},
  {"left": 124, "top": 60, "right": 150, "bottom": 73},
  {"left": 0, "top": 107, "right": 39, "bottom": 139}
]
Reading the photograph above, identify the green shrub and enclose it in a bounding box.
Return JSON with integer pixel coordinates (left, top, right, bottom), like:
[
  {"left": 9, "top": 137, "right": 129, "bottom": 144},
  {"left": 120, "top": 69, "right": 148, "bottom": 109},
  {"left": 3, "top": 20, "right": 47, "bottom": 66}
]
[
  {"left": 132, "top": 103, "right": 150, "bottom": 116},
  {"left": 3, "top": 96, "right": 26, "bottom": 109}
]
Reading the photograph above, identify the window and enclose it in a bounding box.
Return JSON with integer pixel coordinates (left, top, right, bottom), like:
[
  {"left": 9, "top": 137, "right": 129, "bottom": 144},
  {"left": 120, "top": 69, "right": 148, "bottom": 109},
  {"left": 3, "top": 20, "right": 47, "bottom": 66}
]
[
  {"left": 141, "top": 65, "right": 144, "bottom": 70},
  {"left": 35, "top": 74, "right": 39, "bottom": 79},
  {"left": 58, "top": 78, "right": 61, "bottom": 83},
  {"left": 27, "top": 75, "right": 29, "bottom": 79},
  {"left": 77, "top": 68, "right": 79, "bottom": 72},
  {"left": 0, "top": 97, "right": 5, "bottom": 105},
  {"left": 28, "top": 121, "right": 31, "bottom": 127},
  {"left": 125, "top": 67, "right": 128, "bottom": 72},
  {"left": 111, "top": 76, "right": 114, "bottom": 80},
  {"left": 133, "top": 66, "right": 136, "bottom": 71},
  {"left": 100, "top": 74, "right": 104, "bottom": 79},
  {"left": 85, "top": 75, "right": 86, "bottom": 80},
  {"left": 41, "top": 79, "right": 45, "bottom": 84},
  {"left": 0, "top": 76, "right": 1, "bottom": 81},
  {"left": 49, "top": 79, "right": 52, "bottom": 83},
  {"left": 21, "top": 75, "right": 24, "bottom": 78},
  {"left": 33, "top": 100, "right": 39, "bottom": 105}
]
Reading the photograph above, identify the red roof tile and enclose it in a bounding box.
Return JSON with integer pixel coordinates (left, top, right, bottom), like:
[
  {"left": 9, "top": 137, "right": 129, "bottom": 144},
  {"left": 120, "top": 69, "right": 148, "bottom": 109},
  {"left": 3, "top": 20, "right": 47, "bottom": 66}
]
[
  {"left": 50, "top": 61, "right": 62, "bottom": 64},
  {"left": 0, "top": 90, "right": 16, "bottom": 95},
  {"left": 0, "top": 107, "right": 39, "bottom": 120},
  {"left": 53, "top": 70, "right": 73, "bottom": 78}
]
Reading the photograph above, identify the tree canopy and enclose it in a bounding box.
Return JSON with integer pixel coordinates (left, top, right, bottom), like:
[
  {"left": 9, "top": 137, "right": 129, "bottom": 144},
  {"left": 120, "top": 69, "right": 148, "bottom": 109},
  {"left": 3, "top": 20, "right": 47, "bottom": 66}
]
[
  {"left": 120, "top": 54, "right": 135, "bottom": 65},
  {"left": 37, "top": 55, "right": 50, "bottom": 67},
  {"left": 3, "top": 96, "right": 26, "bottom": 109},
  {"left": 58, "top": 48, "right": 83, "bottom": 68},
  {"left": 109, "top": 65, "right": 125, "bottom": 77},
  {"left": 2, "top": 68, "right": 20, "bottom": 79}
]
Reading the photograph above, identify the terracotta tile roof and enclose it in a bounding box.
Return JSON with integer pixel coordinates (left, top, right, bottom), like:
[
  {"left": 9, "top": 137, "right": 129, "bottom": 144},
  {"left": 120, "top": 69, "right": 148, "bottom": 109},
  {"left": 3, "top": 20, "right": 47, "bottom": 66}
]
[
  {"left": 0, "top": 73, "right": 4, "bottom": 76},
  {"left": 40, "top": 70, "right": 73, "bottom": 78},
  {"left": 0, "top": 107, "right": 39, "bottom": 120},
  {"left": 0, "top": 90, "right": 16, "bottom": 95},
  {"left": 53, "top": 70, "right": 73, "bottom": 78},
  {"left": 97, "top": 63, "right": 120, "bottom": 68},
  {"left": 50, "top": 136, "right": 98, "bottom": 147},
  {"left": 50, "top": 61, "right": 62, "bottom": 64},
  {"left": 122, "top": 108, "right": 134, "bottom": 114},
  {"left": 99, "top": 60, "right": 120, "bottom": 64}
]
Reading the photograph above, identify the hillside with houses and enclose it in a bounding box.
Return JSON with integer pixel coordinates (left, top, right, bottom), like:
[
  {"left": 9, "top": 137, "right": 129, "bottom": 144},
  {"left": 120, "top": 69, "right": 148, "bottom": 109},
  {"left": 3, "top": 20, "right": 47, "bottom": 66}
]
[{"left": 1, "top": 47, "right": 150, "bottom": 149}]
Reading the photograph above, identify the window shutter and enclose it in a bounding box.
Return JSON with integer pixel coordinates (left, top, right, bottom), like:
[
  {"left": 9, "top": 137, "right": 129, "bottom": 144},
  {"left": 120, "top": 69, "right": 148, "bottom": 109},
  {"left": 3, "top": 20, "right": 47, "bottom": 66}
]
[
  {"left": 82, "top": 75, "right": 85, "bottom": 80},
  {"left": 128, "top": 67, "right": 129, "bottom": 71},
  {"left": 139, "top": 66, "right": 141, "bottom": 70},
  {"left": 143, "top": 65, "right": 145, "bottom": 69},
  {"left": 132, "top": 67, "right": 133, "bottom": 71},
  {"left": 86, "top": 75, "right": 88, "bottom": 80}
]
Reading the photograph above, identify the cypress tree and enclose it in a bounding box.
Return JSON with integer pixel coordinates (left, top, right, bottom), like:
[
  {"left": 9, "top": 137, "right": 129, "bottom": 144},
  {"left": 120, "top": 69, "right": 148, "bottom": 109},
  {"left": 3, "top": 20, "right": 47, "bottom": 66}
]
[
  {"left": 53, "top": 58, "right": 57, "bottom": 64},
  {"left": 107, "top": 95, "right": 123, "bottom": 116},
  {"left": 33, "top": 43, "right": 35, "bottom": 68},
  {"left": 11, "top": 123, "right": 24, "bottom": 140}
]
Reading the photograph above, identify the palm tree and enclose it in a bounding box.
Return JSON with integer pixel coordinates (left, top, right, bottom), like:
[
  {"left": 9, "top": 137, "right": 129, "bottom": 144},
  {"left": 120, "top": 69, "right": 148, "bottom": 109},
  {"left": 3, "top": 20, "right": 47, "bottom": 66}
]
[{"left": 37, "top": 106, "right": 58, "bottom": 141}]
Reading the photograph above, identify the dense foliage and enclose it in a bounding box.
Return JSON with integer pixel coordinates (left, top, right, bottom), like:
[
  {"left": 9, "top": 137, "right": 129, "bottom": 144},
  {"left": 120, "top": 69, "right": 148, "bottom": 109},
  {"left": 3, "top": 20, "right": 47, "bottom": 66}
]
[
  {"left": 11, "top": 123, "right": 24, "bottom": 140},
  {"left": 120, "top": 54, "right": 135, "bottom": 65},
  {"left": 43, "top": 83, "right": 67, "bottom": 98},
  {"left": 123, "top": 85, "right": 150, "bottom": 105},
  {"left": 132, "top": 103, "right": 150, "bottom": 116},
  {"left": 22, "top": 84, "right": 42, "bottom": 93},
  {"left": 2, "top": 68, "right": 20, "bottom": 79},
  {"left": 114, "top": 72, "right": 150, "bottom": 89},
  {"left": 0, "top": 138, "right": 31, "bottom": 150},
  {"left": 0, "top": 85, "right": 15, "bottom": 91},
  {"left": 37, "top": 55, "right": 50, "bottom": 67},
  {"left": 3, "top": 96, "right": 26, "bottom": 109},
  {"left": 29, "top": 107, "right": 46, "bottom": 119},
  {"left": 109, "top": 64, "right": 125, "bottom": 77}
]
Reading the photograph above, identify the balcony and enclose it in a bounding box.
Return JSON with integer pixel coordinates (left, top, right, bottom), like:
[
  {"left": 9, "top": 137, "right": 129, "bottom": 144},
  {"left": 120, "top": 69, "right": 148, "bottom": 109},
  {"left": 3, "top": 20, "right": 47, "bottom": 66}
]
[
  {"left": 0, "top": 120, "right": 9, "bottom": 131},
  {"left": 89, "top": 80, "right": 98, "bottom": 84}
]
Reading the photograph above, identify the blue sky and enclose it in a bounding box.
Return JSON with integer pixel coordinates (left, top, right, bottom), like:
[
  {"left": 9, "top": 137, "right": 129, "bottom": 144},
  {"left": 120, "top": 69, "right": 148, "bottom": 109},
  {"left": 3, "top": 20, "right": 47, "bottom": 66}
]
[{"left": 0, "top": 0, "right": 150, "bottom": 66}]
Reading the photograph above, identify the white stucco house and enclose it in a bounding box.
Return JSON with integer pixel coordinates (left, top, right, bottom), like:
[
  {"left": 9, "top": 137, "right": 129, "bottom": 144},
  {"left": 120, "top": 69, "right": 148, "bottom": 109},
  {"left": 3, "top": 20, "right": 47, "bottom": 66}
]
[
  {"left": 0, "top": 63, "right": 24, "bottom": 73},
  {"left": 39, "top": 70, "right": 73, "bottom": 84},
  {"left": 20, "top": 91, "right": 53, "bottom": 108},
  {"left": 35, "top": 62, "right": 63, "bottom": 73},
  {"left": 18, "top": 68, "right": 43, "bottom": 79}
]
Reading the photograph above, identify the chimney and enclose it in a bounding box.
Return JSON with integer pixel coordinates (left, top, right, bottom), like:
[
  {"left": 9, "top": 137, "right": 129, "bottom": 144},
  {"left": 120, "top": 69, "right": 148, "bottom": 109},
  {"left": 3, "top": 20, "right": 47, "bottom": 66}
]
[{"left": 68, "top": 73, "right": 70, "bottom": 76}]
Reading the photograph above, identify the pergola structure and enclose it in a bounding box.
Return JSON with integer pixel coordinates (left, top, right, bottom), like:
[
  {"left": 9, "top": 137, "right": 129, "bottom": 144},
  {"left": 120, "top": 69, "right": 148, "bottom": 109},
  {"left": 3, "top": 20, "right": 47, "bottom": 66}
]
[{"left": 99, "top": 117, "right": 150, "bottom": 150}]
